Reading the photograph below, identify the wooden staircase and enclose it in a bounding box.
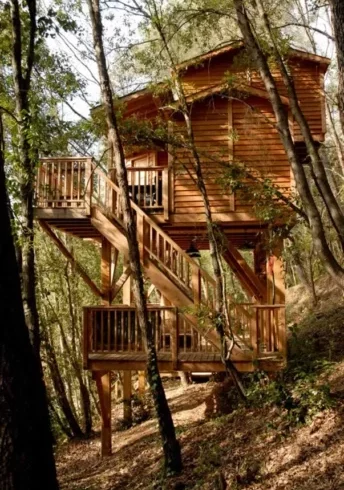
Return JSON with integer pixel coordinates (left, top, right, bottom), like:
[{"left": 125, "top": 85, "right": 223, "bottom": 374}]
[{"left": 35, "top": 158, "right": 286, "bottom": 372}]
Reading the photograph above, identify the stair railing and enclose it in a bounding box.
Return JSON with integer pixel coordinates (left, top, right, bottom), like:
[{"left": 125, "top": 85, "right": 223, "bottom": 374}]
[{"left": 89, "top": 164, "right": 255, "bottom": 352}]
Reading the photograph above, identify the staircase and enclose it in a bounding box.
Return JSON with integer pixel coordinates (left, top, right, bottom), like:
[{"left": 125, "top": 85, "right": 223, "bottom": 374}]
[{"left": 35, "top": 158, "right": 286, "bottom": 368}]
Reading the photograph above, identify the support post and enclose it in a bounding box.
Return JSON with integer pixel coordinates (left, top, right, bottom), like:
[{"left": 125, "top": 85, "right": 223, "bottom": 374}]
[
  {"left": 138, "top": 371, "right": 146, "bottom": 396},
  {"left": 84, "top": 158, "right": 92, "bottom": 215},
  {"left": 95, "top": 371, "right": 112, "bottom": 456},
  {"left": 123, "top": 371, "right": 132, "bottom": 425},
  {"left": 101, "top": 237, "right": 112, "bottom": 305},
  {"left": 266, "top": 238, "right": 286, "bottom": 357},
  {"left": 191, "top": 263, "right": 201, "bottom": 305},
  {"left": 122, "top": 255, "right": 132, "bottom": 305},
  {"left": 137, "top": 214, "right": 148, "bottom": 264},
  {"left": 162, "top": 167, "right": 169, "bottom": 221}
]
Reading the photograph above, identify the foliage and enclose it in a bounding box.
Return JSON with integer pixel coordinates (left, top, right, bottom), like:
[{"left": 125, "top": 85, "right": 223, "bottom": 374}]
[{"left": 246, "top": 370, "right": 333, "bottom": 426}]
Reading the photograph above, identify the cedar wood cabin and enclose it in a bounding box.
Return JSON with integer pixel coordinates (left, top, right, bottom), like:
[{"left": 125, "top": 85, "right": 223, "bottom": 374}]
[{"left": 34, "top": 43, "right": 330, "bottom": 455}]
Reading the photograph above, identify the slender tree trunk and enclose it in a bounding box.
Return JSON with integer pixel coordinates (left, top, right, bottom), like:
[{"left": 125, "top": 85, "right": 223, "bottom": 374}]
[
  {"left": 234, "top": 0, "right": 344, "bottom": 287},
  {"left": 86, "top": 0, "right": 181, "bottom": 473},
  {"left": 148, "top": 12, "right": 245, "bottom": 396},
  {"left": 10, "top": 0, "right": 41, "bottom": 358},
  {"left": 330, "top": 0, "right": 344, "bottom": 136},
  {"left": 326, "top": 100, "right": 344, "bottom": 176},
  {"left": 255, "top": 0, "right": 344, "bottom": 250},
  {"left": 42, "top": 336, "right": 84, "bottom": 439},
  {"left": 0, "top": 114, "right": 58, "bottom": 489}
]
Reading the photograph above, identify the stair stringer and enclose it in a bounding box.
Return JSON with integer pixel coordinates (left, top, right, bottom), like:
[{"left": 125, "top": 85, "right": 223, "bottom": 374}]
[{"left": 91, "top": 205, "right": 252, "bottom": 362}]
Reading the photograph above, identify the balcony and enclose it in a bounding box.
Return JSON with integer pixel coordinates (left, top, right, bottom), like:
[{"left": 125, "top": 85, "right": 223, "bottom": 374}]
[
  {"left": 35, "top": 157, "right": 169, "bottom": 217},
  {"left": 83, "top": 304, "right": 286, "bottom": 372}
]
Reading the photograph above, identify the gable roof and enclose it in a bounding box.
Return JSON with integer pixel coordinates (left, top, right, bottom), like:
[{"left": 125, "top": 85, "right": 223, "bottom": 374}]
[
  {"left": 176, "top": 41, "right": 331, "bottom": 72},
  {"left": 91, "top": 42, "right": 330, "bottom": 116},
  {"left": 183, "top": 82, "right": 290, "bottom": 106}
]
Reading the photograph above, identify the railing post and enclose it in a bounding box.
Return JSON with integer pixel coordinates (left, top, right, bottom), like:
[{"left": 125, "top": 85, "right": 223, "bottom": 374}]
[
  {"left": 137, "top": 214, "right": 148, "bottom": 264},
  {"left": 171, "top": 310, "right": 179, "bottom": 371},
  {"left": 191, "top": 263, "right": 201, "bottom": 305},
  {"left": 250, "top": 308, "right": 258, "bottom": 359},
  {"left": 84, "top": 158, "right": 92, "bottom": 215},
  {"left": 255, "top": 308, "right": 261, "bottom": 356},
  {"left": 277, "top": 307, "right": 287, "bottom": 358},
  {"left": 162, "top": 167, "right": 169, "bottom": 221}
]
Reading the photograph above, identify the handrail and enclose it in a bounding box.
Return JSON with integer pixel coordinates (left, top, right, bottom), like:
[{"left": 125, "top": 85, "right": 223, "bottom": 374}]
[
  {"left": 126, "top": 165, "right": 168, "bottom": 171},
  {"left": 83, "top": 305, "right": 217, "bottom": 360},
  {"left": 90, "top": 164, "right": 256, "bottom": 350},
  {"left": 37, "top": 158, "right": 286, "bottom": 358}
]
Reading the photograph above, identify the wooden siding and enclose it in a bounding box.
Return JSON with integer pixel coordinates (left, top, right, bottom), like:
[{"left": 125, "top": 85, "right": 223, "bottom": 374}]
[
  {"left": 232, "top": 97, "right": 290, "bottom": 213},
  {"left": 172, "top": 97, "right": 234, "bottom": 215},
  {"left": 181, "top": 53, "right": 326, "bottom": 140}
]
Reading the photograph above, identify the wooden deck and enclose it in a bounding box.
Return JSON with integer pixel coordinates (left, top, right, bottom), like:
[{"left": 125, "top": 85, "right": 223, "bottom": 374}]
[{"left": 87, "top": 352, "right": 284, "bottom": 372}]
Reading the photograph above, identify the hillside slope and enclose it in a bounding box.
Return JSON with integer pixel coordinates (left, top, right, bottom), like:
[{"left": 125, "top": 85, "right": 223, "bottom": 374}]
[{"left": 56, "top": 281, "right": 344, "bottom": 490}]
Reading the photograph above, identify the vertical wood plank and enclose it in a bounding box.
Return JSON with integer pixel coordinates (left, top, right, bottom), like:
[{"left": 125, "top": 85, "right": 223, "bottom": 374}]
[
  {"left": 138, "top": 371, "right": 146, "bottom": 396},
  {"left": 84, "top": 158, "right": 92, "bottom": 215},
  {"left": 95, "top": 371, "right": 112, "bottom": 457},
  {"left": 123, "top": 371, "right": 132, "bottom": 425},
  {"left": 163, "top": 167, "right": 169, "bottom": 220},
  {"left": 228, "top": 98, "right": 235, "bottom": 211},
  {"left": 101, "top": 237, "right": 112, "bottom": 305}
]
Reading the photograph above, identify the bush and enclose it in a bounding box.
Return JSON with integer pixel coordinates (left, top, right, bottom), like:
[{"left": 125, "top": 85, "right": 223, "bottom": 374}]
[{"left": 246, "top": 370, "right": 333, "bottom": 426}]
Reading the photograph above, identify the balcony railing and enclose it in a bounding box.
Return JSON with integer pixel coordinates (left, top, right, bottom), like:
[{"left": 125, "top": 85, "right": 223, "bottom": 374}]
[
  {"left": 83, "top": 304, "right": 286, "bottom": 367},
  {"left": 83, "top": 306, "right": 217, "bottom": 367},
  {"left": 35, "top": 157, "right": 169, "bottom": 215},
  {"left": 36, "top": 157, "right": 89, "bottom": 209}
]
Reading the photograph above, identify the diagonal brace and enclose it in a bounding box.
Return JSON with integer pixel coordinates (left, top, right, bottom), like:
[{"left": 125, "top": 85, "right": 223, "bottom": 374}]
[
  {"left": 111, "top": 266, "right": 132, "bottom": 302},
  {"left": 39, "top": 220, "right": 103, "bottom": 299},
  {"left": 223, "top": 241, "right": 267, "bottom": 301}
]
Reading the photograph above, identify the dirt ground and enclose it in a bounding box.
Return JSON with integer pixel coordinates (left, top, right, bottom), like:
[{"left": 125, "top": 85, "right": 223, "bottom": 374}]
[
  {"left": 56, "top": 372, "right": 344, "bottom": 490},
  {"left": 56, "top": 281, "right": 344, "bottom": 489}
]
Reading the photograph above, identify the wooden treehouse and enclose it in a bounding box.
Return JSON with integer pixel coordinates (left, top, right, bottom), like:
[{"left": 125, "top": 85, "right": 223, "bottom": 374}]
[{"left": 34, "top": 43, "right": 330, "bottom": 455}]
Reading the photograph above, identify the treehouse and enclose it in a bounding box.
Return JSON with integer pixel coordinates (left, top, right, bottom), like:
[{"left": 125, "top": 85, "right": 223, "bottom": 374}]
[{"left": 34, "top": 42, "right": 330, "bottom": 455}]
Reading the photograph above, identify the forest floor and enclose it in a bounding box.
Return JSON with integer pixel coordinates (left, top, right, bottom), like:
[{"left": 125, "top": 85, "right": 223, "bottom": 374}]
[{"left": 56, "top": 279, "right": 344, "bottom": 490}]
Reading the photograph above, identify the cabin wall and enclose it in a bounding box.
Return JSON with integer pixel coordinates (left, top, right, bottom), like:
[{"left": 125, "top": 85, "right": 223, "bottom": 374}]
[
  {"left": 232, "top": 96, "right": 291, "bottom": 213},
  {"left": 181, "top": 52, "right": 326, "bottom": 140},
  {"left": 172, "top": 97, "right": 234, "bottom": 215},
  {"left": 170, "top": 95, "right": 291, "bottom": 218}
]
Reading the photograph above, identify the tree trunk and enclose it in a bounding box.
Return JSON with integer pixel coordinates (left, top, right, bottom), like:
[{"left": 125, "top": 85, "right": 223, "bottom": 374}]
[
  {"left": 10, "top": 0, "right": 41, "bottom": 359},
  {"left": 0, "top": 114, "right": 58, "bottom": 489},
  {"left": 149, "top": 11, "right": 245, "bottom": 397},
  {"left": 255, "top": 0, "right": 344, "bottom": 250},
  {"left": 330, "top": 0, "right": 344, "bottom": 136},
  {"left": 234, "top": 0, "right": 344, "bottom": 287},
  {"left": 86, "top": 0, "right": 181, "bottom": 473},
  {"left": 42, "top": 336, "right": 84, "bottom": 439}
]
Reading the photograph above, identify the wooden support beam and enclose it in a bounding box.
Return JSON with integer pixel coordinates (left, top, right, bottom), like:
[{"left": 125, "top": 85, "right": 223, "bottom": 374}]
[
  {"left": 123, "top": 371, "right": 132, "bottom": 425},
  {"left": 146, "top": 283, "right": 156, "bottom": 301},
  {"left": 111, "top": 247, "right": 119, "bottom": 287},
  {"left": 266, "top": 239, "right": 286, "bottom": 357},
  {"left": 95, "top": 371, "right": 112, "bottom": 456},
  {"left": 222, "top": 241, "right": 267, "bottom": 301},
  {"left": 138, "top": 371, "right": 146, "bottom": 396},
  {"left": 101, "top": 238, "right": 112, "bottom": 305},
  {"left": 39, "top": 220, "right": 103, "bottom": 298},
  {"left": 112, "top": 266, "right": 132, "bottom": 303}
]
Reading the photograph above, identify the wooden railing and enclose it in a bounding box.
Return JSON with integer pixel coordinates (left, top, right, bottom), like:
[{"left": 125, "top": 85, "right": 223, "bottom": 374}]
[
  {"left": 83, "top": 306, "right": 217, "bottom": 366},
  {"left": 36, "top": 157, "right": 91, "bottom": 208},
  {"left": 254, "top": 304, "right": 286, "bottom": 357},
  {"left": 36, "top": 158, "right": 169, "bottom": 216},
  {"left": 83, "top": 304, "right": 286, "bottom": 366},
  {"left": 127, "top": 167, "right": 168, "bottom": 212}
]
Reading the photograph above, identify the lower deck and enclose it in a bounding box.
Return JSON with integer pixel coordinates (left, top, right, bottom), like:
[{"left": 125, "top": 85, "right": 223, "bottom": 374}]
[{"left": 88, "top": 351, "right": 284, "bottom": 372}]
